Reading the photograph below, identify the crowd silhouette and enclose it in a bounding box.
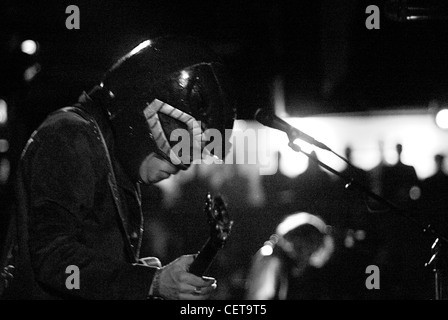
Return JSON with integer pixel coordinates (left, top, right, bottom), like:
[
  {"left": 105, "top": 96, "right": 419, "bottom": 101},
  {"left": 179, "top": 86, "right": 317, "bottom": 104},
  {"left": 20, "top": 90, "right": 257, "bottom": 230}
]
[{"left": 137, "top": 143, "right": 447, "bottom": 300}]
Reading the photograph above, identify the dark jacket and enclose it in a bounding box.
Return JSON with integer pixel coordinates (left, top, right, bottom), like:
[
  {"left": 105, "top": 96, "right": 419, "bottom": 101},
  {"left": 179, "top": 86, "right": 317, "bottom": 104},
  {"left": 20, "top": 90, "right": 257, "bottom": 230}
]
[{"left": 4, "top": 92, "right": 156, "bottom": 299}]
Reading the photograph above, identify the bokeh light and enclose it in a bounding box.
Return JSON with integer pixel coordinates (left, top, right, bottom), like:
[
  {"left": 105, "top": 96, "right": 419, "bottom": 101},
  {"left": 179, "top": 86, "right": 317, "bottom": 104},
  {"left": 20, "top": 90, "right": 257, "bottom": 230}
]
[
  {"left": 0, "top": 99, "right": 8, "bottom": 125},
  {"left": 435, "top": 108, "right": 448, "bottom": 129},
  {"left": 21, "top": 39, "right": 38, "bottom": 55}
]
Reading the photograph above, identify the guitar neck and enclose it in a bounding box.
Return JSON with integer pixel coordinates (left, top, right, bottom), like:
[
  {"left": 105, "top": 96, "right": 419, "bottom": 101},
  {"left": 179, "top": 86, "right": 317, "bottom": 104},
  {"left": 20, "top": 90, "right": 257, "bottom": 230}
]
[{"left": 189, "top": 237, "right": 221, "bottom": 276}]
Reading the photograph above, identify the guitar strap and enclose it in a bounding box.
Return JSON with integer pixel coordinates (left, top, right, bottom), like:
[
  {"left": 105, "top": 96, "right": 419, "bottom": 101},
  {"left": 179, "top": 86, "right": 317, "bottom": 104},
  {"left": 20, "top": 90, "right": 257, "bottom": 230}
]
[{"left": 60, "top": 106, "right": 140, "bottom": 263}]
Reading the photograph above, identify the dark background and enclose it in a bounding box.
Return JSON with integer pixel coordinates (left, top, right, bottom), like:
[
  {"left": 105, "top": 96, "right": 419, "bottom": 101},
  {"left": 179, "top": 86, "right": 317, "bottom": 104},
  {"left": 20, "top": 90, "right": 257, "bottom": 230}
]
[
  {"left": 2, "top": 0, "right": 448, "bottom": 299},
  {"left": 2, "top": 1, "right": 448, "bottom": 124}
]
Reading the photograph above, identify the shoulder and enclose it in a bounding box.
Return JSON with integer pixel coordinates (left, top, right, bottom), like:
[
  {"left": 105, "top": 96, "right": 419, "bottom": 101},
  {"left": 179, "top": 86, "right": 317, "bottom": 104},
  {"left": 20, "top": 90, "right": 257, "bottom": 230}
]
[
  {"left": 21, "top": 107, "right": 99, "bottom": 162},
  {"left": 29, "top": 107, "right": 99, "bottom": 147},
  {"left": 37, "top": 107, "right": 92, "bottom": 136}
]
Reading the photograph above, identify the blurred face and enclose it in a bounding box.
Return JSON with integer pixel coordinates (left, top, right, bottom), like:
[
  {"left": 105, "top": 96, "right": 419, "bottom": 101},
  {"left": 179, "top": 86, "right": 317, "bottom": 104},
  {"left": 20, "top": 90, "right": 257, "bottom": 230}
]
[{"left": 139, "top": 152, "right": 180, "bottom": 183}]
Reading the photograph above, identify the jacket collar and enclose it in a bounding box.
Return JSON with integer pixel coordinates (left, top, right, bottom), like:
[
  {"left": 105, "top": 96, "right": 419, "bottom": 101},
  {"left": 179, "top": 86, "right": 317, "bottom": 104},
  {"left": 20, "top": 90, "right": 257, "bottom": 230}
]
[
  {"left": 76, "top": 90, "right": 112, "bottom": 146},
  {"left": 76, "top": 90, "right": 139, "bottom": 196}
]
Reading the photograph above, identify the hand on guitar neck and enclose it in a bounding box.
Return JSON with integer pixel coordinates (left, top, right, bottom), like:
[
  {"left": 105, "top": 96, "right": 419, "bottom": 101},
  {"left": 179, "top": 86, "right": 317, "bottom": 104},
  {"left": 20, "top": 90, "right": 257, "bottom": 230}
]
[
  {"left": 189, "top": 192, "right": 233, "bottom": 276},
  {"left": 148, "top": 192, "right": 233, "bottom": 300}
]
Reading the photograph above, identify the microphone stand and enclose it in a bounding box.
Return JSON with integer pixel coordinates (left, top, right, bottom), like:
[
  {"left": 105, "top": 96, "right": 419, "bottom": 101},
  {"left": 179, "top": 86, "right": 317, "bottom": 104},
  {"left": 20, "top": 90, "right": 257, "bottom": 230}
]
[{"left": 287, "top": 138, "right": 448, "bottom": 300}]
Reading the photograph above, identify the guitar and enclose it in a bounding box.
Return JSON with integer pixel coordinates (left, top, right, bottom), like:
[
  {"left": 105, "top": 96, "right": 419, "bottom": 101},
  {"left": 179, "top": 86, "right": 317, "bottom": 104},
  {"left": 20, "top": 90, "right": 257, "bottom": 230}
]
[{"left": 189, "top": 192, "right": 233, "bottom": 276}]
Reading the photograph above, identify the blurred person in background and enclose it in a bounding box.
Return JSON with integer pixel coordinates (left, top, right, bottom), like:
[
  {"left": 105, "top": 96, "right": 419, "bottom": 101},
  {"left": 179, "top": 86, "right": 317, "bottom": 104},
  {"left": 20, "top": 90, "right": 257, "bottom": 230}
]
[
  {"left": 245, "top": 212, "right": 334, "bottom": 300},
  {"left": 421, "top": 154, "right": 448, "bottom": 237}
]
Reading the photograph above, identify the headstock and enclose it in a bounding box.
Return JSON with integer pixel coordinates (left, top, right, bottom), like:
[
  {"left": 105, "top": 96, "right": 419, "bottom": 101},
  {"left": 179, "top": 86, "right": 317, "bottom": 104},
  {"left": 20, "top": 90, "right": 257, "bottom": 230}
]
[
  {"left": 189, "top": 192, "right": 233, "bottom": 276},
  {"left": 203, "top": 192, "right": 233, "bottom": 248}
]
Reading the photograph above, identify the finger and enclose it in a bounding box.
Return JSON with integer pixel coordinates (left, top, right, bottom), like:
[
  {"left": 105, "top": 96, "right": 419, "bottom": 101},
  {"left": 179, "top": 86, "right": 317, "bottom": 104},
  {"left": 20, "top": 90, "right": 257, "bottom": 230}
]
[
  {"left": 202, "top": 276, "right": 215, "bottom": 282},
  {"left": 178, "top": 280, "right": 217, "bottom": 296},
  {"left": 179, "top": 254, "right": 195, "bottom": 264},
  {"left": 178, "top": 283, "right": 200, "bottom": 294},
  {"left": 197, "top": 282, "right": 217, "bottom": 295},
  {"left": 183, "top": 274, "right": 217, "bottom": 287}
]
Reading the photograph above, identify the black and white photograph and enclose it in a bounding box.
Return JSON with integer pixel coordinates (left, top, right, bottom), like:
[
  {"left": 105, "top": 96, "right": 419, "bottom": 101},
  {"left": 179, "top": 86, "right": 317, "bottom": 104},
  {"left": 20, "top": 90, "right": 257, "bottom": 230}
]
[{"left": 1, "top": 0, "right": 448, "bottom": 307}]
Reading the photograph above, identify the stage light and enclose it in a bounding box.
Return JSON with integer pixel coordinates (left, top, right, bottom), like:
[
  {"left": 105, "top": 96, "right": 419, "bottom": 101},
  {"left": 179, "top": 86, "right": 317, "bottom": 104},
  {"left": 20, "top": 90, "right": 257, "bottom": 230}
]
[
  {"left": 0, "top": 99, "right": 7, "bottom": 125},
  {"left": 21, "top": 39, "right": 38, "bottom": 55},
  {"left": 355, "top": 230, "right": 366, "bottom": 241},
  {"left": 179, "top": 70, "right": 190, "bottom": 87},
  {"left": 345, "top": 235, "right": 355, "bottom": 248},
  {"left": 0, "top": 158, "right": 10, "bottom": 184},
  {"left": 24, "top": 63, "right": 41, "bottom": 82},
  {"left": 0, "top": 139, "right": 9, "bottom": 153},
  {"left": 409, "top": 185, "right": 421, "bottom": 200},
  {"left": 435, "top": 108, "right": 448, "bottom": 129},
  {"left": 260, "top": 243, "right": 273, "bottom": 256}
]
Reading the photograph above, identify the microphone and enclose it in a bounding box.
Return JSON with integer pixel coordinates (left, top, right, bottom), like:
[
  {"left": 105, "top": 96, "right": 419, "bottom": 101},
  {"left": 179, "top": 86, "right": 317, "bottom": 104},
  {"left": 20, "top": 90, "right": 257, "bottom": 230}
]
[{"left": 254, "top": 108, "right": 330, "bottom": 151}]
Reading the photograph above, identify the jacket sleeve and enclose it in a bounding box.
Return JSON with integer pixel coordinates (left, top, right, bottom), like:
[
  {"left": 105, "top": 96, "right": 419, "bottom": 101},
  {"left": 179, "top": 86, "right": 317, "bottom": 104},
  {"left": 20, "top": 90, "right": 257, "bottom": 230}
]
[{"left": 22, "top": 116, "right": 156, "bottom": 300}]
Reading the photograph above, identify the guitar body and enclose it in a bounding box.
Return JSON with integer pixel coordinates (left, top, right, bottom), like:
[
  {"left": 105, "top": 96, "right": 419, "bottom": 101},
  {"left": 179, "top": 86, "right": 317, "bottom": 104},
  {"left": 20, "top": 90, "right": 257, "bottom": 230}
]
[{"left": 189, "top": 193, "right": 233, "bottom": 277}]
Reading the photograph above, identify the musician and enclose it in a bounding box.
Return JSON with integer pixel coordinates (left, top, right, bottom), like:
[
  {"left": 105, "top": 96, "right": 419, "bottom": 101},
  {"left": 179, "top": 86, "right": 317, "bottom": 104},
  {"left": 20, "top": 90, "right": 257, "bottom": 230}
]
[
  {"left": 1, "top": 36, "right": 236, "bottom": 299},
  {"left": 245, "top": 212, "right": 334, "bottom": 300}
]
